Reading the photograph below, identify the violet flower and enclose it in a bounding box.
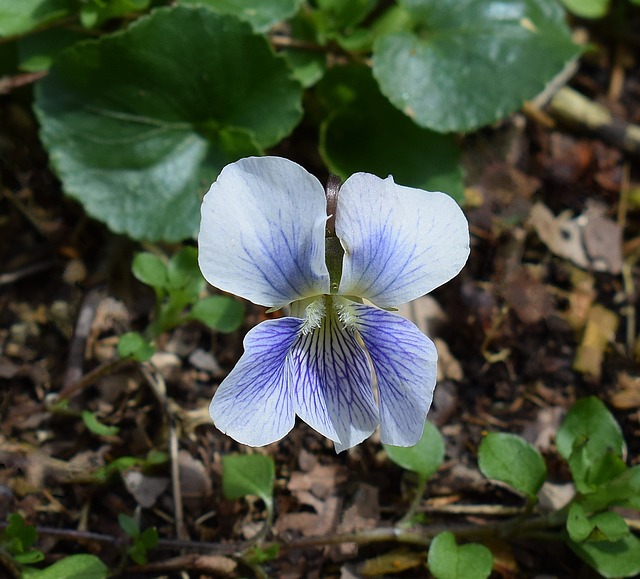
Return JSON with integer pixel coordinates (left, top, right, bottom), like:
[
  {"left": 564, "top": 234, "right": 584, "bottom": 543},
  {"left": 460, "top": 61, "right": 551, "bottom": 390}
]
[{"left": 198, "top": 156, "right": 469, "bottom": 451}]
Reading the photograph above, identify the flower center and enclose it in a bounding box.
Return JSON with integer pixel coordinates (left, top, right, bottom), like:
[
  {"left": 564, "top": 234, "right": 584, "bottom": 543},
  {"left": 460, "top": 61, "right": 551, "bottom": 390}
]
[{"left": 297, "top": 295, "right": 358, "bottom": 336}]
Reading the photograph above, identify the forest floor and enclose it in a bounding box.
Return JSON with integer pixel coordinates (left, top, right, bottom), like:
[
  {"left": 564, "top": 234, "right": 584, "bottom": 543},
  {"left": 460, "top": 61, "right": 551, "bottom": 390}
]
[{"left": 1, "top": 20, "right": 640, "bottom": 579}]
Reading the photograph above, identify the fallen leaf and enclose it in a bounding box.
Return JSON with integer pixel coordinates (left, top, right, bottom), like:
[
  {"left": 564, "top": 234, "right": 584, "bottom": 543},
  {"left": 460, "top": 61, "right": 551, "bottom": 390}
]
[
  {"left": 610, "top": 373, "right": 640, "bottom": 410},
  {"left": 573, "top": 304, "right": 618, "bottom": 380},
  {"left": 123, "top": 470, "right": 169, "bottom": 508},
  {"left": 529, "top": 202, "right": 589, "bottom": 269},
  {"left": 503, "top": 267, "right": 554, "bottom": 324},
  {"left": 582, "top": 202, "right": 623, "bottom": 274},
  {"left": 359, "top": 548, "right": 424, "bottom": 576}
]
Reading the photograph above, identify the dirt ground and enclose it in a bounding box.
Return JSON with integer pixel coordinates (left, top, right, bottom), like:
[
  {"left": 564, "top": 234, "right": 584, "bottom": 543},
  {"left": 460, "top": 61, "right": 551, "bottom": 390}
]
[{"left": 1, "top": 20, "right": 640, "bottom": 579}]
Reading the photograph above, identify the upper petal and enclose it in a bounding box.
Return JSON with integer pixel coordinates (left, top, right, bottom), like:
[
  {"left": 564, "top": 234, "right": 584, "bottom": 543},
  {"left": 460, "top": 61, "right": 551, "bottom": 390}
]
[
  {"left": 336, "top": 173, "right": 469, "bottom": 307},
  {"left": 209, "top": 317, "right": 301, "bottom": 446},
  {"left": 198, "top": 156, "right": 330, "bottom": 308},
  {"left": 351, "top": 303, "right": 437, "bottom": 447},
  {"left": 289, "top": 299, "right": 379, "bottom": 452}
]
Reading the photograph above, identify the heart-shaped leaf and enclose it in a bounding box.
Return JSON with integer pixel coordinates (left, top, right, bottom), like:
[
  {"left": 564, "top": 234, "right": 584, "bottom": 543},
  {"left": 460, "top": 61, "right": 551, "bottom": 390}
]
[
  {"left": 222, "top": 454, "right": 275, "bottom": 506},
  {"left": 570, "top": 534, "right": 640, "bottom": 578},
  {"left": 384, "top": 419, "right": 445, "bottom": 478},
  {"left": 373, "top": 0, "right": 580, "bottom": 132},
  {"left": 478, "top": 432, "right": 547, "bottom": 498},
  {"left": 567, "top": 503, "right": 629, "bottom": 543},
  {"left": 556, "top": 397, "right": 625, "bottom": 492},
  {"left": 318, "top": 64, "right": 463, "bottom": 200},
  {"left": 35, "top": 6, "right": 303, "bottom": 241},
  {"left": 428, "top": 532, "right": 493, "bottom": 579},
  {"left": 178, "top": 0, "right": 302, "bottom": 32}
]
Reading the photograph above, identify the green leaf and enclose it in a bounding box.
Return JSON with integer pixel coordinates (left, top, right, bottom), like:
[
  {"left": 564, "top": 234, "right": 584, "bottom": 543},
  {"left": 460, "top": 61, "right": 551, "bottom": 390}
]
[
  {"left": 145, "top": 449, "right": 169, "bottom": 465},
  {"left": 477, "top": 432, "right": 547, "bottom": 498},
  {"left": 372, "top": 0, "right": 580, "bottom": 132},
  {"left": 318, "top": 64, "right": 463, "bottom": 201},
  {"left": 81, "top": 410, "right": 120, "bottom": 437},
  {"left": 35, "top": 6, "right": 302, "bottom": 241},
  {"left": 18, "top": 28, "right": 88, "bottom": 72},
  {"left": 556, "top": 397, "right": 625, "bottom": 492},
  {"left": 141, "top": 526, "right": 159, "bottom": 549},
  {"left": 427, "top": 532, "right": 493, "bottom": 579},
  {"left": 189, "top": 295, "right": 245, "bottom": 333},
  {"left": 117, "top": 331, "right": 155, "bottom": 362},
  {"left": 118, "top": 513, "right": 140, "bottom": 538},
  {"left": 578, "top": 465, "right": 640, "bottom": 513},
  {"left": 559, "top": 0, "right": 609, "bottom": 19},
  {"left": 316, "top": 0, "right": 378, "bottom": 31},
  {"left": 570, "top": 534, "right": 640, "bottom": 578},
  {"left": 167, "top": 247, "right": 201, "bottom": 291},
  {"left": 79, "top": 0, "right": 150, "bottom": 28},
  {"left": 178, "top": 0, "right": 302, "bottom": 32},
  {"left": 132, "top": 253, "right": 169, "bottom": 289},
  {"left": 0, "top": 0, "right": 73, "bottom": 37},
  {"left": 281, "top": 11, "right": 326, "bottom": 87},
  {"left": 14, "top": 550, "right": 45, "bottom": 564},
  {"left": 21, "top": 554, "right": 109, "bottom": 579},
  {"left": 567, "top": 503, "right": 629, "bottom": 543},
  {"left": 222, "top": 454, "right": 275, "bottom": 505},
  {"left": 384, "top": 420, "right": 445, "bottom": 478},
  {"left": 4, "top": 513, "right": 37, "bottom": 552}
]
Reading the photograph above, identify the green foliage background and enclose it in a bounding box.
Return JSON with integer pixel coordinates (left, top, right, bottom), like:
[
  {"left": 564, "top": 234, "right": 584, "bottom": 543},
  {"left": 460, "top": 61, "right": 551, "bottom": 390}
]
[{"left": 1, "top": 0, "right": 580, "bottom": 241}]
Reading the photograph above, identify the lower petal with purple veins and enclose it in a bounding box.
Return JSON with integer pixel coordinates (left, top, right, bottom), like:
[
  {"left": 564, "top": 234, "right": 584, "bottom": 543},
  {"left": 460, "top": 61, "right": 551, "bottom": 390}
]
[
  {"left": 352, "top": 303, "right": 437, "bottom": 447},
  {"left": 210, "top": 317, "right": 302, "bottom": 446},
  {"left": 290, "top": 298, "right": 379, "bottom": 452}
]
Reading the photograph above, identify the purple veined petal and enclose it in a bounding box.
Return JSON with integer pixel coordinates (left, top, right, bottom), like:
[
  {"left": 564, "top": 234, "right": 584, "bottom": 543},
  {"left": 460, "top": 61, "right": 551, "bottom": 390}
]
[
  {"left": 336, "top": 173, "right": 470, "bottom": 308},
  {"left": 198, "top": 157, "right": 330, "bottom": 308},
  {"left": 351, "top": 303, "right": 437, "bottom": 447},
  {"left": 210, "top": 317, "right": 302, "bottom": 446},
  {"left": 289, "top": 299, "right": 379, "bottom": 452}
]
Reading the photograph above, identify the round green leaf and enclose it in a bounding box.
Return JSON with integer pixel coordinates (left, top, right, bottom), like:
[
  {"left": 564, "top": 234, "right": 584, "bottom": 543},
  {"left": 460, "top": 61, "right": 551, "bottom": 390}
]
[
  {"left": 132, "top": 253, "right": 168, "bottom": 289},
  {"left": 384, "top": 420, "right": 445, "bottom": 478},
  {"left": 190, "top": 295, "right": 245, "bottom": 333},
  {"left": 0, "top": 0, "right": 72, "bottom": 37},
  {"left": 570, "top": 534, "right": 640, "bottom": 578},
  {"left": 35, "top": 6, "right": 302, "bottom": 241},
  {"left": 222, "top": 454, "right": 275, "bottom": 505},
  {"left": 478, "top": 432, "right": 546, "bottom": 498},
  {"left": 167, "top": 247, "right": 200, "bottom": 290},
  {"left": 118, "top": 331, "right": 155, "bottom": 362},
  {"left": 21, "top": 554, "right": 109, "bottom": 579},
  {"left": 556, "top": 397, "right": 625, "bottom": 492},
  {"left": 559, "top": 0, "right": 609, "bottom": 19},
  {"left": 372, "top": 0, "right": 580, "bottom": 132},
  {"left": 178, "top": 0, "right": 302, "bottom": 32},
  {"left": 428, "top": 532, "right": 493, "bottom": 579},
  {"left": 319, "top": 64, "right": 463, "bottom": 200}
]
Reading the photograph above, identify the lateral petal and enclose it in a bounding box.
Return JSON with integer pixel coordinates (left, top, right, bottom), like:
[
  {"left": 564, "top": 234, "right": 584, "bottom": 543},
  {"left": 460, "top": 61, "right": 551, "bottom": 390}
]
[
  {"left": 199, "top": 156, "right": 330, "bottom": 308},
  {"left": 290, "top": 300, "right": 379, "bottom": 452},
  {"left": 336, "top": 173, "right": 469, "bottom": 307},
  {"left": 352, "top": 303, "right": 437, "bottom": 447},
  {"left": 209, "top": 317, "right": 301, "bottom": 446}
]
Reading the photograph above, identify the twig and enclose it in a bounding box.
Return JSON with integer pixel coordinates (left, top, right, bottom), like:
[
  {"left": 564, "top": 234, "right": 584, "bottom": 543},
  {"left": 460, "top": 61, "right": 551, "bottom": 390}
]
[
  {"left": 0, "top": 260, "right": 57, "bottom": 286},
  {"left": 548, "top": 86, "right": 640, "bottom": 156},
  {"left": 63, "top": 288, "right": 106, "bottom": 388},
  {"left": 140, "top": 364, "right": 188, "bottom": 542},
  {"left": 57, "top": 357, "right": 132, "bottom": 400},
  {"left": 0, "top": 71, "right": 47, "bottom": 94}
]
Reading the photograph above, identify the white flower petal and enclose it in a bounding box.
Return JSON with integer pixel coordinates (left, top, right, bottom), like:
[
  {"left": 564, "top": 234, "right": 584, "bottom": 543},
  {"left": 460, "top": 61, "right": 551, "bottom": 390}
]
[
  {"left": 210, "top": 317, "right": 301, "bottom": 446},
  {"left": 336, "top": 173, "right": 469, "bottom": 307},
  {"left": 199, "top": 156, "right": 330, "bottom": 308},
  {"left": 290, "top": 301, "right": 379, "bottom": 452},
  {"left": 352, "top": 303, "right": 437, "bottom": 446}
]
